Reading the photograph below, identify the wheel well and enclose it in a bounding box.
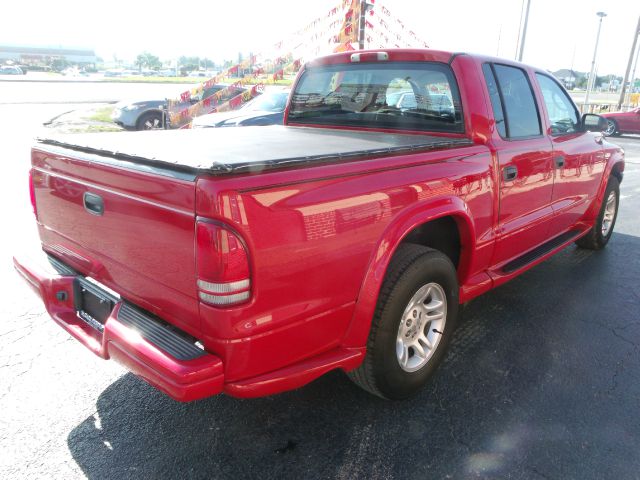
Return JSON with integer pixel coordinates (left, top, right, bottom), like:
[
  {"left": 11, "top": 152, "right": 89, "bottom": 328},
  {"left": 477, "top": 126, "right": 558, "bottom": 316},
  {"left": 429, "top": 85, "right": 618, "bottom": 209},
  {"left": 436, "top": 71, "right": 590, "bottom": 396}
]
[
  {"left": 401, "top": 216, "right": 461, "bottom": 268},
  {"left": 611, "top": 164, "right": 623, "bottom": 184}
]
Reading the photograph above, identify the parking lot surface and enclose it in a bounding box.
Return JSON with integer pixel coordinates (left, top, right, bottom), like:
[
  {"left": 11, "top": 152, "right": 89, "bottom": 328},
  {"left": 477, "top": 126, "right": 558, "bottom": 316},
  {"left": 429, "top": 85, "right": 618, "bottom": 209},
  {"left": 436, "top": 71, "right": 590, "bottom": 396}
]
[{"left": 1, "top": 98, "right": 639, "bottom": 479}]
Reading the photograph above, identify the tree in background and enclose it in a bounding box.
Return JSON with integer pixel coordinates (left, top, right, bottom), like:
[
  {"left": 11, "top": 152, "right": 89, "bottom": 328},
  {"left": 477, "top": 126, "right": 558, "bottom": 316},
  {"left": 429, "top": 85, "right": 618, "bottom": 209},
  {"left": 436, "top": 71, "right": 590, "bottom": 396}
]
[
  {"left": 177, "top": 56, "right": 216, "bottom": 75},
  {"left": 50, "top": 58, "right": 69, "bottom": 72},
  {"left": 135, "top": 52, "right": 161, "bottom": 71}
]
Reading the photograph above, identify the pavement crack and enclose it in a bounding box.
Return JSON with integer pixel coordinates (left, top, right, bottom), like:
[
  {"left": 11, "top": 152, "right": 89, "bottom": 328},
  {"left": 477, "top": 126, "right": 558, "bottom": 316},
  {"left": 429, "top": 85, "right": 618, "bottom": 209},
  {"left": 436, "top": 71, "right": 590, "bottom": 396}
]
[
  {"left": 606, "top": 343, "right": 639, "bottom": 396},
  {"left": 529, "top": 467, "right": 552, "bottom": 479}
]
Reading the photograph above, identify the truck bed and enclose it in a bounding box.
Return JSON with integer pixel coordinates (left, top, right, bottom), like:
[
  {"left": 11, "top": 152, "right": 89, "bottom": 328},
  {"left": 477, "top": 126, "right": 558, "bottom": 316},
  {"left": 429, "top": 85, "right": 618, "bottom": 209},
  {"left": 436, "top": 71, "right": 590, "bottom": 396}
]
[{"left": 37, "top": 125, "right": 473, "bottom": 176}]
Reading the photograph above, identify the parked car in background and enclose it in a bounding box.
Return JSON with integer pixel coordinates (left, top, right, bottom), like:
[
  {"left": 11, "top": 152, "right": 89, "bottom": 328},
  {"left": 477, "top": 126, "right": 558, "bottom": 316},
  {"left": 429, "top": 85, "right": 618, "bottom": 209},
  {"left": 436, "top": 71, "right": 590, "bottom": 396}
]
[
  {"left": 159, "top": 69, "right": 177, "bottom": 77},
  {"left": 111, "top": 84, "right": 245, "bottom": 130},
  {"left": 601, "top": 107, "right": 640, "bottom": 136},
  {"left": 191, "top": 88, "right": 290, "bottom": 128},
  {"left": 386, "top": 90, "right": 455, "bottom": 116},
  {"left": 103, "top": 70, "right": 124, "bottom": 78},
  {"left": 0, "top": 65, "right": 24, "bottom": 75}
]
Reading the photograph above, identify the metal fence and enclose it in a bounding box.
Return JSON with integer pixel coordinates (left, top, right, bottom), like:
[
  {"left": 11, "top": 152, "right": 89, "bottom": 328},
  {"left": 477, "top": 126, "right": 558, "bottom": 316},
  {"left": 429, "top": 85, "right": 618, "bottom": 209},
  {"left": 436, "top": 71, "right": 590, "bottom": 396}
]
[{"left": 578, "top": 102, "right": 639, "bottom": 114}]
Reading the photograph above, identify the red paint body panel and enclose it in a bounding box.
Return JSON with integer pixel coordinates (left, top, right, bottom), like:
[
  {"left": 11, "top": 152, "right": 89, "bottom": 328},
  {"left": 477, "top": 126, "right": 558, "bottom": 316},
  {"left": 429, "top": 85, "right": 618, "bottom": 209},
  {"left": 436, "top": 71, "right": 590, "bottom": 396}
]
[
  {"left": 30, "top": 149, "right": 202, "bottom": 338},
  {"left": 18, "top": 49, "right": 626, "bottom": 401}
]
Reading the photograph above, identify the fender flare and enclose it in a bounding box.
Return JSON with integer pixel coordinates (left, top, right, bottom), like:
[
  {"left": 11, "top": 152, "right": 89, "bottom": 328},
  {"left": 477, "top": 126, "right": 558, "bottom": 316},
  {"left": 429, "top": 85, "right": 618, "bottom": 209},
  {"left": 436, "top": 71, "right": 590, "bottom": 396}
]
[
  {"left": 341, "top": 195, "right": 476, "bottom": 348},
  {"left": 582, "top": 148, "right": 625, "bottom": 224}
]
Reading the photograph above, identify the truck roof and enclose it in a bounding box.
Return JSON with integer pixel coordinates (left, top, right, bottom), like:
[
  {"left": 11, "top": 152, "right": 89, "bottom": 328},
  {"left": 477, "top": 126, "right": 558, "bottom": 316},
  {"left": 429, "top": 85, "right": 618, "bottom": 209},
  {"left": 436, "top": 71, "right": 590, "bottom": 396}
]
[
  {"left": 306, "top": 48, "right": 541, "bottom": 73},
  {"left": 306, "top": 48, "right": 457, "bottom": 67}
]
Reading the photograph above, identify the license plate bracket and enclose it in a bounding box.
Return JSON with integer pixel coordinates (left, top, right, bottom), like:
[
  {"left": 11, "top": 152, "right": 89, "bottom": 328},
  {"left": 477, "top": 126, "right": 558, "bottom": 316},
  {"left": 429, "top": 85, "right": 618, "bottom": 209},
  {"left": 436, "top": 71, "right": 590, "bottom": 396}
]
[{"left": 74, "top": 278, "right": 118, "bottom": 332}]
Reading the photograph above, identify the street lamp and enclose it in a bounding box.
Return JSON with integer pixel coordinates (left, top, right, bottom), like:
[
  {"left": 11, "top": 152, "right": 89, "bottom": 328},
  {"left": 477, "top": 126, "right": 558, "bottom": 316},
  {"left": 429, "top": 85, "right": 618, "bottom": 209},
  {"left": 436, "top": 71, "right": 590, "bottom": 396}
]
[
  {"left": 517, "top": 0, "right": 532, "bottom": 62},
  {"left": 584, "top": 11, "right": 607, "bottom": 110}
]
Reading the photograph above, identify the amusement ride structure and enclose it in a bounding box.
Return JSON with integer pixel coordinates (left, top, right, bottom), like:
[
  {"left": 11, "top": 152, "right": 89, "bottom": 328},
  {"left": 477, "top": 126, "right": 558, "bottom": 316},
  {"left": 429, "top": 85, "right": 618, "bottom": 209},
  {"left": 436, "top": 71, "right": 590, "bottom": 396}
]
[{"left": 168, "top": 0, "right": 430, "bottom": 127}]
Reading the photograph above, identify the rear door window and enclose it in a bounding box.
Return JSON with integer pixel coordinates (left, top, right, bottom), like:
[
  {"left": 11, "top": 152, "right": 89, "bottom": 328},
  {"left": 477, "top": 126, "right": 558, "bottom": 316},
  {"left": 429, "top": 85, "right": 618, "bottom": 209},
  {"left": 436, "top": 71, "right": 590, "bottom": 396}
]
[
  {"left": 491, "top": 64, "right": 542, "bottom": 139},
  {"left": 482, "top": 64, "right": 507, "bottom": 138}
]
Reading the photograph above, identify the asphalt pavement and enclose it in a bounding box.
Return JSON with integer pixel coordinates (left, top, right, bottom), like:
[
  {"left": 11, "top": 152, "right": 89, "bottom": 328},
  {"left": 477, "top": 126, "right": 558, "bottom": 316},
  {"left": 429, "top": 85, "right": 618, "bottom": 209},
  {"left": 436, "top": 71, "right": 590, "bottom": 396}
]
[{"left": 1, "top": 91, "right": 639, "bottom": 479}]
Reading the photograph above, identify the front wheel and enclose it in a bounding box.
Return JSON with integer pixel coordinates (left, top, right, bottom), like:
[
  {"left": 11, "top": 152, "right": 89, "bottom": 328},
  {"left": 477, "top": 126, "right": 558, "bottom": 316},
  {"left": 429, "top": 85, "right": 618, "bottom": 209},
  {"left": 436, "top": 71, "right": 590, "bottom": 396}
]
[
  {"left": 137, "top": 111, "right": 164, "bottom": 130},
  {"left": 576, "top": 176, "right": 620, "bottom": 250},
  {"left": 603, "top": 119, "right": 619, "bottom": 137},
  {"left": 347, "top": 244, "right": 459, "bottom": 399}
]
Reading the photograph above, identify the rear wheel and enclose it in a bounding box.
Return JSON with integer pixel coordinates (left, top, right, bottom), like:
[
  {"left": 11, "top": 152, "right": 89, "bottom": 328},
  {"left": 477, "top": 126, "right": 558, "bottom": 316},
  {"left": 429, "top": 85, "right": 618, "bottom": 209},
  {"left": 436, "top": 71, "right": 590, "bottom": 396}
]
[
  {"left": 576, "top": 176, "right": 620, "bottom": 250},
  {"left": 137, "top": 111, "right": 163, "bottom": 130},
  {"left": 347, "top": 244, "right": 459, "bottom": 399},
  {"left": 604, "top": 119, "right": 619, "bottom": 137}
]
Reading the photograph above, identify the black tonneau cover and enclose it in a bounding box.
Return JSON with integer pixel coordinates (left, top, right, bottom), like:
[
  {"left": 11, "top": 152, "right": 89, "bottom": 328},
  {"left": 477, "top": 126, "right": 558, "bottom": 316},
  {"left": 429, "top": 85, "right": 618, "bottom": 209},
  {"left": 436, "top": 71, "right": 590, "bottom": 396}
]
[{"left": 37, "top": 125, "right": 473, "bottom": 176}]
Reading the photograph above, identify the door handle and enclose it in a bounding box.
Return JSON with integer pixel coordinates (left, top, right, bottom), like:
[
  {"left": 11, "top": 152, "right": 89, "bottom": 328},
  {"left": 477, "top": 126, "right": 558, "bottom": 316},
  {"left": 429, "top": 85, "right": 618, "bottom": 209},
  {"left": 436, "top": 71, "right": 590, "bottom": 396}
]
[
  {"left": 83, "top": 192, "right": 104, "bottom": 216},
  {"left": 554, "top": 155, "right": 565, "bottom": 168},
  {"left": 503, "top": 165, "right": 518, "bottom": 182}
]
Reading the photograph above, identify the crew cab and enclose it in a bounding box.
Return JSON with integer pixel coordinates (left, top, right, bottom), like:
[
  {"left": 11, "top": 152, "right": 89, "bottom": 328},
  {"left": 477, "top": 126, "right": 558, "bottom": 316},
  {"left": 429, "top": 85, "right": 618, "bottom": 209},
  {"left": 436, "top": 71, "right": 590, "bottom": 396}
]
[{"left": 14, "top": 49, "right": 624, "bottom": 401}]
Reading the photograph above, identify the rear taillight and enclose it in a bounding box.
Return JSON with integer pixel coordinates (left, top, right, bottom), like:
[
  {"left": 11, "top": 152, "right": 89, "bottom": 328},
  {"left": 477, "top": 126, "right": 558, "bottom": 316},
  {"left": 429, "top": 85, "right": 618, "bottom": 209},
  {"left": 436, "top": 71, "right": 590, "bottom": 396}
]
[
  {"left": 196, "top": 220, "right": 250, "bottom": 306},
  {"left": 29, "top": 170, "right": 37, "bottom": 218}
]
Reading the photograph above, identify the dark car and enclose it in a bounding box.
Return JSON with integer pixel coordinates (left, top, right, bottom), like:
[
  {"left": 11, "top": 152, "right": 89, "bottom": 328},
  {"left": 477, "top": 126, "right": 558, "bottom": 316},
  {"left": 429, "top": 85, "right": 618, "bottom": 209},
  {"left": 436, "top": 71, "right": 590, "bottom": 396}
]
[
  {"left": 601, "top": 107, "right": 640, "bottom": 136},
  {"left": 111, "top": 84, "right": 245, "bottom": 131},
  {"left": 191, "top": 88, "right": 290, "bottom": 128}
]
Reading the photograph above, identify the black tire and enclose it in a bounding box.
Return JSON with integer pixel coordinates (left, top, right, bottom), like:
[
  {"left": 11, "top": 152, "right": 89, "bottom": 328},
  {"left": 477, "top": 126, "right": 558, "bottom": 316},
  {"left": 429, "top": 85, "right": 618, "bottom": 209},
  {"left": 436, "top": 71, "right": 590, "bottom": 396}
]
[
  {"left": 347, "top": 244, "right": 459, "bottom": 399},
  {"left": 575, "top": 176, "right": 620, "bottom": 250},
  {"left": 136, "top": 111, "right": 163, "bottom": 130},
  {"left": 603, "top": 119, "right": 620, "bottom": 137}
]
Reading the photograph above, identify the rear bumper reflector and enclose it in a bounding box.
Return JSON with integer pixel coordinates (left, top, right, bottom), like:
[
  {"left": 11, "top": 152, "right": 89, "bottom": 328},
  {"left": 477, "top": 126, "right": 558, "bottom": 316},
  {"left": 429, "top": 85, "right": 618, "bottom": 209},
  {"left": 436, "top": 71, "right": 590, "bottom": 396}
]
[{"left": 198, "top": 290, "right": 250, "bottom": 305}]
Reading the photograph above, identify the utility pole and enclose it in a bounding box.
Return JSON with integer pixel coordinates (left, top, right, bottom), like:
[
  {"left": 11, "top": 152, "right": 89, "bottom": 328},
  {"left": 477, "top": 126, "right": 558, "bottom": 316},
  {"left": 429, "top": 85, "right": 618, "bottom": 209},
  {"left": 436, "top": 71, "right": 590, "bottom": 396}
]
[
  {"left": 358, "top": 0, "right": 374, "bottom": 49},
  {"left": 631, "top": 38, "right": 640, "bottom": 96},
  {"left": 617, "top": 16, "right": 640, "bottom": 110},
  {"left": 514, "top": 0, "right": 525, "bottom": 59},
  {"left": 517, "top": 0, "right": 532, "bottom": 62},
  {"left": 584, "top": 12, "right": 607, "bottom": 109},
  {"left": 358, "top": 0, "right": 366, "bottom": 50}
]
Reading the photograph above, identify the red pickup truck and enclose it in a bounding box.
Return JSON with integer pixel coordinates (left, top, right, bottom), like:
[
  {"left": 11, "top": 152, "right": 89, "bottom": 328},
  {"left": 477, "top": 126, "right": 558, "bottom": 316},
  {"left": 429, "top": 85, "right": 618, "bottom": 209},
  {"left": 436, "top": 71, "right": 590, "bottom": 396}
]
[{"left": 15, "top": 49, "right": 624, "bottom": 401}]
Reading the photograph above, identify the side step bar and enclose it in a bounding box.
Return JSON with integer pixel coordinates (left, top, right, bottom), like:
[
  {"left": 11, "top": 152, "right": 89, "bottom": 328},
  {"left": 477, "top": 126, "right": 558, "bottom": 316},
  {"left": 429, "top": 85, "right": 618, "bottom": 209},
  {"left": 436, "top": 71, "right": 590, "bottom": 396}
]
[{"left": 502, "top": 230, "right": 582, "bottom": 274}]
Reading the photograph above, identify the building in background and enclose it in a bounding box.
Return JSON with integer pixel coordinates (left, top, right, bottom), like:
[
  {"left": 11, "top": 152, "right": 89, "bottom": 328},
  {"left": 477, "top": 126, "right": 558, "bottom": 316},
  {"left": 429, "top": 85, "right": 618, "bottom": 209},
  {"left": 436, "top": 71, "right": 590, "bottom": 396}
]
[{"left": 0, "top": 45, "right": 97, "bottom": 70}]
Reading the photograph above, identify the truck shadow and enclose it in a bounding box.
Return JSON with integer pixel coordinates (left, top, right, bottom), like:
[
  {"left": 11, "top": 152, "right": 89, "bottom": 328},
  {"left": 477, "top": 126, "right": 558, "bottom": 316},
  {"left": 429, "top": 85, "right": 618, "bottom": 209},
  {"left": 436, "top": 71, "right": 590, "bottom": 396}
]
[{"left": 67, "top": 232, "right": 640, "bottom": 480}]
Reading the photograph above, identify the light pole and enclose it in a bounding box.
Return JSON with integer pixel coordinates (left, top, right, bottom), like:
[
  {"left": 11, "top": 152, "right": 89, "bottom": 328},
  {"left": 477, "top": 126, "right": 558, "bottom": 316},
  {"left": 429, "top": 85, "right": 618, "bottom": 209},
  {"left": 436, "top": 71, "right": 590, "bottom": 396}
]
[
  {"left": 617, "top": 16, "right": 640, "bottom": 109},
  {"left": 517, "top": 0, "right": 532, "bottom": 62},
  {"left": 358, "top": 1, "right": 375, "bottom": 50},
  {"left": 584, "top": 11, "right": 607, "bottom": 110}
]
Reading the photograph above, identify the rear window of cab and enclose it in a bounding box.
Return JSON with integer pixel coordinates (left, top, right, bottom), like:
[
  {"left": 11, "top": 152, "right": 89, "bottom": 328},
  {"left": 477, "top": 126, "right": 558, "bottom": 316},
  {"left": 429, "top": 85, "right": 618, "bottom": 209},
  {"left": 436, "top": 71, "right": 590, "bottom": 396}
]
[{"left": 288, "top": 62, "right": 464, "bottom": 134}]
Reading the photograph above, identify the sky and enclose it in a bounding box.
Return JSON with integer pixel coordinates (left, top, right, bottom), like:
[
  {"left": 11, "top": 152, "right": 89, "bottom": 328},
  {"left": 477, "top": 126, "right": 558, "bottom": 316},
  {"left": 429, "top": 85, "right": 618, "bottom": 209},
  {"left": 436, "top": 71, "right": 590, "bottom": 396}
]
[{"left": 2, "top": 0, "right": 639, "bottom": 76}]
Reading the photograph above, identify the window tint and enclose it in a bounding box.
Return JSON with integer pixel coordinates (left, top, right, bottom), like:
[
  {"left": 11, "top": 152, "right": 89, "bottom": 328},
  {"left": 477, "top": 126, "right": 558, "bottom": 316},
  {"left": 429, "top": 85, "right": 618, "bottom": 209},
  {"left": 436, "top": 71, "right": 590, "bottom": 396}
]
[
  {"left": 482, "top": 64, "right": 506, "bottom": 137},
  {"left": 536, "top": 74, "right": 579, "bottom": 135},
  {"left": 289, "top": 62, "right": 463, "bottom": 133},
  {"left": 493, "top": 64, "right": 541, "bottom": 138}
]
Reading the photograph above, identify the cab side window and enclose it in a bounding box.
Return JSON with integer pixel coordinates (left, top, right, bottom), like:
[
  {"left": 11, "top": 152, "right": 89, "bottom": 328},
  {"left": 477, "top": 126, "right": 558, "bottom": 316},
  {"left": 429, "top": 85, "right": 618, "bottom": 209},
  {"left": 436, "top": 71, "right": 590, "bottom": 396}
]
[
  {"left": 492, "top": 64, "right": 541, "bottom": 138},
  {"left": 535, "top": 74, "right": 580, "bottom": 135}
]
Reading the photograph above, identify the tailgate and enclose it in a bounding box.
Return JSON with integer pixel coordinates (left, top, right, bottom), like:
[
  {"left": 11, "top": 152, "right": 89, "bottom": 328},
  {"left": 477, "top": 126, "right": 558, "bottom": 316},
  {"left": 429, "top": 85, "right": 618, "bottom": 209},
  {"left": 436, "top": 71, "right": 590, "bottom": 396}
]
[{"left": 31, "top": 144, "right": 201, "bottom": 336}]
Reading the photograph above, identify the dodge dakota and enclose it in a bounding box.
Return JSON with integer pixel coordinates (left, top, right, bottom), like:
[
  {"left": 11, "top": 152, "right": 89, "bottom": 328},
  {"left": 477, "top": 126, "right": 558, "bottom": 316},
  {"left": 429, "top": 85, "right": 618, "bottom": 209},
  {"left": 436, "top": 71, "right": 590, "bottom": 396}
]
[{"left": 14, "top": 49, "right": 624, "bottom": 401}]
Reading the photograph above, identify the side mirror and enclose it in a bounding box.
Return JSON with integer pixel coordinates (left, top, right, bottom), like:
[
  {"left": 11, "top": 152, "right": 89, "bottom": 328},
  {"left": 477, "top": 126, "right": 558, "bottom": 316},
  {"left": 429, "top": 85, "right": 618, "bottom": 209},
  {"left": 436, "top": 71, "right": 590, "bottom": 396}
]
[{"left": 582, "top": 113, "right": 607, "bottom": 132}]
